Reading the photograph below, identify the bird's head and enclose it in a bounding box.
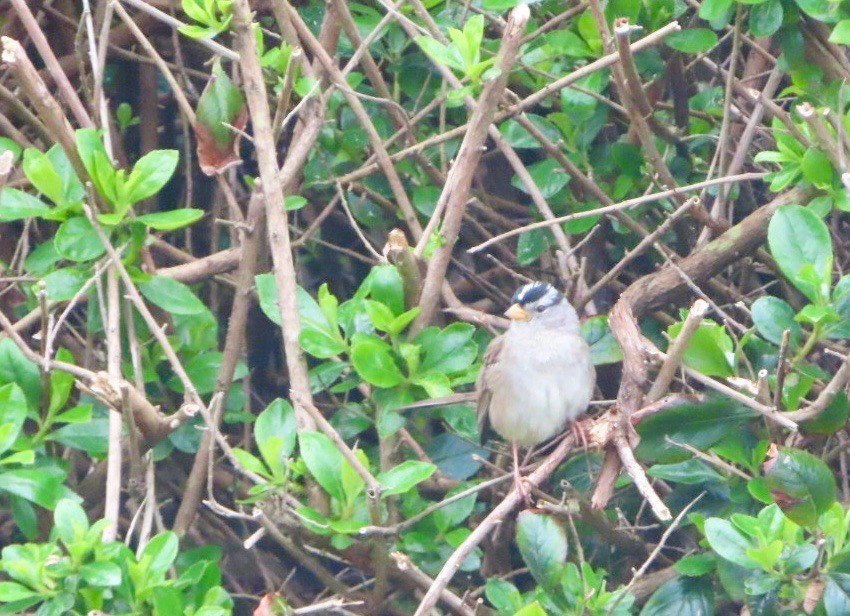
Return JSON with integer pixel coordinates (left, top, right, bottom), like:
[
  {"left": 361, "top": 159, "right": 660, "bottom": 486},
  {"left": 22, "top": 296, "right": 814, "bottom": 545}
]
[{"left": 504, "top": 281, "right": 579, "bottom": 332}]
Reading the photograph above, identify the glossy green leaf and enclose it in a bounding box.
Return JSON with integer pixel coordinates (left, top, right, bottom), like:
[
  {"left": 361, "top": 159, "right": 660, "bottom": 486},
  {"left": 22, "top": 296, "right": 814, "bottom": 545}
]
[
  {"left": 350, "top": 335, "right": 404, "bottom": 387},
  {"left": 830, "top": 19, "right": 850, "bottom": 43},
  {"left": 255, "top": 398, "right": 297, "bottom": 472},
  {"left": 750, "top": 0, "right": 784, "bottom": 37},
  {"left": 49, "top": 418, "right": 109, "bottom": 456},
  {"left": 516, "top": 228, "right": 553, "bottom": 265},
  {"left": 299, "top": 431, "right": 345, "bottom": 501},
  {"left": 140, "top": 531, "right": 179, "bottom": 579},
  {"left": 823, "top": 573, "right": 850, "bottom": 615},
  {"left": 22, "top": 148, "right": 64, "bottom": 205},
  {"left": 516, "top": 511, "right": 566, "bottom": 590},
  {"left": 665, "top": 29, "right": 718, "bottom": 53},
  {"left": 140, "top": 276, "right": 207, "bottom": 315},
  {"left": 582, "top": 315, "right": 623, "bottom": 365},
  {"left": 194, "top": 59, "right": 246, "bottom": 175},
  {"left": 699, "top": 0, "right": 733, "bottom": 20},
  {"left": 667, "top": 319, "right": 734, "bottom": 377},
  {"left": 0, "top": 467, "right": 72, "bottom": 509},
  {"left": 123, "top": 149, "right": 178, "bottom": 204},
  {"left": 53, "top": 498, "right": 89, "bottom": 546},
  {"left": 0, "top": 384, "right": 26, "bottom": 457},
  {"left": 0, "top": 338, "right": 40, "bottom": 410},
  {"left": 763, "top": 445, "right": 836, "bottom": 527},
  {"left": 800, "top": 148, "right": 835, "bottom": 189},
  {"left": 485, "top": 578, "right": 523, "bottom": 614},
  {"left": 80, "top": 561, "right": 122, "bottom": 587},
  {"left": 768, "top": 205, "right": 832, "bottom": 303},
  {"left": 704, "top": 518, "right": 759, "bottom": 568},
  {"left": 636, "top": 396, "right": 755, "bottom": 463},
  {"left": 41, "top": 268, "right": 88, "bottom": 302},
  {"left": 54, "top": 217, "right": 105, "bottom": 262},
  {"left": 417, "top": 323, "right": 477, "bottom": 375},
  {"left": 675, "top": 554, "right": 716, "bottom": 577},
  {"left": 136, "top": 208, "right": 204, "bottom": 231},
  {"left": 0, "top": 188, "right": 51, "bottom": 221},
  {"left": 376, "top": 461, "right": 436, "bottom": 497},
  {"left": 640, "top": 576, "right": 715, "bottom": 616},
  {"left": 751, "top": 296, "right": 802, "bottom": 347}
]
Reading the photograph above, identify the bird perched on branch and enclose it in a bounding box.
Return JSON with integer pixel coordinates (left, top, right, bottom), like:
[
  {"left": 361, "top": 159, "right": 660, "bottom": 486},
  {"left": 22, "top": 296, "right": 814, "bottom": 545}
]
[{"left": 477, "top": 281, "right": 595, "bottom": 503}]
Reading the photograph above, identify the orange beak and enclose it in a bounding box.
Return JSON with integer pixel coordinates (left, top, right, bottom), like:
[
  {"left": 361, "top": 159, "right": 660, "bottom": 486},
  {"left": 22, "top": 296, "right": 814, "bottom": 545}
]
[{"left": 505, "top": 303, "right": 531, "bottom": 321}]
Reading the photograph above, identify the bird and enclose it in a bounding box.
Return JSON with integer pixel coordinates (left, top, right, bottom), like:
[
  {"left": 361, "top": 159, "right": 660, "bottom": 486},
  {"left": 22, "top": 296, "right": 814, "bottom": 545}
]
[{"left": 476, "top": 281, "right": 595, "bottom": 503}]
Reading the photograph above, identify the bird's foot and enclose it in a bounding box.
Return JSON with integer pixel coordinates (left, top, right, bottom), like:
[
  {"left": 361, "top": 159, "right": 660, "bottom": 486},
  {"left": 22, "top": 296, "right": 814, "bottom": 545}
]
[{"left": 513, "top": 466, "right": 532, "bottom": 507}]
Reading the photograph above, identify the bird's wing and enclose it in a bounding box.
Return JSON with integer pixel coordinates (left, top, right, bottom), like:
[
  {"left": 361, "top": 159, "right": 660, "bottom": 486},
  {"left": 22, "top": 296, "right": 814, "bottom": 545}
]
[{"left": 476, "top": 334, "right": 504, "bottom": 434}]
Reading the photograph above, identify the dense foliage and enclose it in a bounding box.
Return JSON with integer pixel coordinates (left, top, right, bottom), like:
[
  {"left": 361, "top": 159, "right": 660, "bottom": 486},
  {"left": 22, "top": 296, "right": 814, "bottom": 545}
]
[{"left": 2, "top": 0, "right": 850, "bottom": 614}]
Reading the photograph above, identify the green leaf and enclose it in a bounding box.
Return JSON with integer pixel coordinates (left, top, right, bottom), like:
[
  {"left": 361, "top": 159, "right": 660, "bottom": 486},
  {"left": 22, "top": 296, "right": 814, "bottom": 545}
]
[
  {"left": 699, "top": 0, "right": 733, "bottom": 20},
  {"left": 0, "top": 467, "right": 72, "bottom": 509},
  {"left": 514, "top": 603, "right": 548, "bottom": 616},
  {"left": 0, "top": 581, "right": 38, "bottom": 601},
  {"left": 22, "top": 148, "right": 65, "bottom": 205},
  {"left": 0, "top": 138, "right": 22, "bottom": 163},
  {"left": 750, "top": 0, "right": 784, "bottom": 37},
  {"left": 42, "top": 268, "right": 88, "bottom": 302},
  {"left": 515, "top": 511, "right": 566, "bottom": 590},
  {"left": 667, "top": 319, "right": 734, "bottom": 377},
  {"left": 366, "top": 265, "right": 406, "bottom": 315},
  {"left": 80, "top": 561, "right": 122, "bottom": 587},
  {"left": 581, "top": 315, "right": 622, "bottom": 365},
  {"left": 194, "top": 59, "right": 246, "bottom": 175},
  {"left": 75, "top": 128, "right": 110, "bottom": 187},
  {"left": 829, "top": 20, "right": 850, "bottom": 44},
  {"left": 299, "top": 431, "right": 345, "bottom": 501},
  {"left": 257, "top": 278, "right": 348, "bottom": 357},
  {"left": 0, "top": 188, "right": 51, "bottom": 221},
  {"left": 636, "top": 396, "right": 755, "bottom": 463},
  {"left": 665, "top": 29, "right": 717, "bottom": 53},
  {"left": 824, "top": 573, "right": 850, "bottom": 616},
  {"left": 416, "top": 36, "right": 464, "bottom": 72},
  {"left": 751, "top": 296, "right": 802, "bottom": 346},
  {"left": 0, "top": 338, "right": 41, "bottom": 409},
  {"left": 48, "top": 349, "right": 75, "bottom": 415},
  {"left": 54, "top": 217, "right": 105, "bottom": 262},
  {"left": 376, "top": 461, "right": 436, "bottom": 497},
  {"left": 350, "top": 335, "right": 404, "bottom": 388},
  {"left": 763, "top": 445, "right": 836, "bottom": 527},
  {"left": 640, "top": 576, "right": 714, "bottom": 616},
  {"left": 801, "top": 148, "right": 835, "bottom": 189},
  {"left": 140, "top": 531, "right": 179, "bottom": 579},
  {"left": 485, "top": 578, "right": 523, "bottom": 614},
  {"left": 255, "top": 398, "right": 296, "bottom": 473},
  {"left": 124, "top": 150, "right": 178, "bottom": 204},
  {"left": 139, "top": 276, "right": 207, "bottom": 315},
  {"left": 231, "top": 448, "right": 270, "bottom": 477},
  {"left": 511, "top": 159, "right": 569, "bottom": 198},
  {"left": 0, "top": 384, "right": 27, "bottom": 456},
  {"left": 53, "top": 498, "right": 89, "bottom": 546},
  {"left": 417, "top": 323, "right": 478, "bottom": 374},
  {"left": 49, "top": 418, "right": 109, "bottom": 456},
  {"left": 499, "top": 114, "right": 562, "bottom": 149},
  {"left": 285, "top": 195, "right": 307, "bottom": 210},
  {"left": 169, "top": 352, "right": 246, "bottom": 395},
  {"left": 675, "top": 554, "right": 716, "bottom": 577},
  {"left": 768, "top": 205, "right": 833, "bottom": 303},
  {"left": 136, "top": 208, "right": 204, "bottom": 231},
  {"left": 647, "top": 459, "right": 725, "bottom": 485},
  {"left": 364, "top": 299, "right": 396, "bottom": 333},
  {"left": 704, "top": 518, "right": 758, "bottom": 568},
  {"left": 516, "top": 228, "right": 553, "bottom": 266}
]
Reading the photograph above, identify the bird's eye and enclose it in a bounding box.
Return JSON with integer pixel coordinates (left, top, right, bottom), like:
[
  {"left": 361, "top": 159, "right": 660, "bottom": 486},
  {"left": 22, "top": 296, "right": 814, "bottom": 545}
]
[{"left": 535, "top": 305, "right": 546, "bottom": 313}]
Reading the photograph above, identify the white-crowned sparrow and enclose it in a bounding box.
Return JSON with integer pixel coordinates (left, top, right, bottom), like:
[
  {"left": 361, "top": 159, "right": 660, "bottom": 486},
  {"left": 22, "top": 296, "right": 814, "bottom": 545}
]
[{"left": 477, "top": 281, "right": 595, "bottom": 501}]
